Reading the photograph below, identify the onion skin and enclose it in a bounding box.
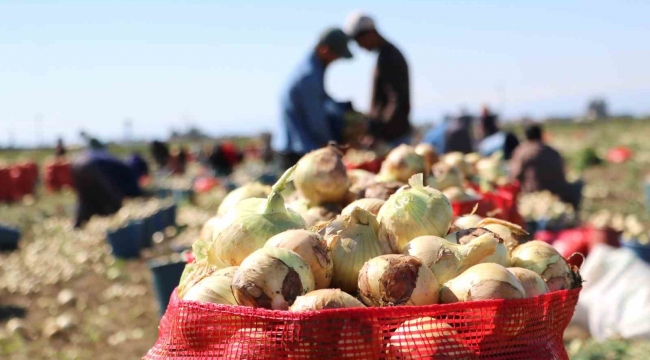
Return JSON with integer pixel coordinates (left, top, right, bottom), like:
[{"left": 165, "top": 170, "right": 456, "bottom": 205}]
[
  {"left": 183, "top": 266, "right": 239, "bottom": 304},
  {"left": 378, "top": 174, "right": 453, "bottom": 253},
  {"left": 454, "top": 214, "right": 483, "bottom": 230},
  {"left": 507, "top": 267, "right": 549, "bottom": 298},
  {"left": 342, "top": 199, "right": 385, "bottom": 216},
  {"left": 289, "top": 289, "right": 365, "bottom": 311},
  {"left": 301, "top": 204, "right": 342, "bottom": 228},
  {"left": 217, "top": 182, "right": 271, "bottom": 216},
  {"left": 294, "top": 145, "right": 351, "bottom": 205},
  {"left": 232, "top": 247, "right": 315, "bottom": 310},
  {"left": 265, "top": 230, "right": 333, "bottom": 289},
  {"left": 325, "top": 208, "right": 391, "bottom": 294},
  {"left": 440, "top": 263, "right": 525, "bottom": 303},
  {"left": 378, "top": 144, "right": 426, "bottom": 183},
  {"left": 387, "top": 317, "right": 476, "bottom": 360},
  {"left": 358, "top": 254, "right": 439, "bottom": 307},
  {"left": 510, "top": 240, "right": 572, "bottom": 292},
  {"left": 432, "top": 162, "right": 464, "bottom": 190},
  {"left": 402, "top": 234, "right": 498, "bottom": 284},
  {"left": 476, "top": 218, "right": 529, "bottom": 253}
]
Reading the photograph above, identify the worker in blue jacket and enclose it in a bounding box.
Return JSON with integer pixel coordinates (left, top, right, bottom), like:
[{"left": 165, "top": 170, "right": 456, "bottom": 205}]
[{"left": 276, "top": 27, "right": 354, "bottom": 169}]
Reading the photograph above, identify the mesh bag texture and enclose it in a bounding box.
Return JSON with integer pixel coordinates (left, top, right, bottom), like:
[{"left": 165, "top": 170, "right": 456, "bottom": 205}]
[{"left": 145, "top": 288, "right": 579, "bottom": 359}]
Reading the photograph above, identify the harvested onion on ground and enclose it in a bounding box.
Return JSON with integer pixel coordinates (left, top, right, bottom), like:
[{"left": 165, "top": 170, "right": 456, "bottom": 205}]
[
  {"left": 232, "top": 247, "right": 315, "bottom": 310},
  {"left": 377, "top": 144, "right": 426, "bottom": 183},
  {"left": 358, "top": 254, "right": 439, "bottom": 307}
]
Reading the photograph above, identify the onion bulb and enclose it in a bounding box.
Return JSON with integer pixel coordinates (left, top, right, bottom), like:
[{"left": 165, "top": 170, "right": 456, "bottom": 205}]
[
  {"left": 414, "top": 143, "right": 439, "bottom": 171},
  {"left": 442, "top": 187, "right": 478, "bottom": 202},
  {"left": 348, "top": 169, "right": 377, "bottom": 196},
  {"left": 232, "top": 247, "right": 315, "bottom": 310},
  {"left": 342, "top": 198, "right": 385, "bottom": 216},
  {"left": 377, "top": 144, "right": 426, "bottom": 183},
  {"left": 217, "top": 182, "right": 271, "bottom": 216},
  {"left": 510, "top": 240, "right": 573, "bottom": 292},
  {"left": 442, "top": 152, "right": 470, "bottom": 177},
  {"left": 288, "top": 290, "right": 381, "bottom": 359},
  {"left": 209, "top": 167, "right": 306, "bottom": 267},
  {"left": 289, "top": 289, "right": 365, "bottom": 311},
  {"left": 294, "top": 145, "right": 350, "bottom": 205},
  {"left": 378, "top": 174, "right": 453, "bottom": 253},
  {"left": 358, "top": 254, "right": 439, "bottom": 306},
  {"left": 182, "top": 266, "right": 238, "bottom": 305},
  {"left": 440, "top": 263, "right": 525, "bottom": 303},
  {"left": 387, "top": 317, "right": 475, "bottom": 360},
  {"left": 265, "top": 230, "right": 333, "bottom": 289},
  {"left": 402, "top": 233, "right": 499, "bottom": 284},
  {"left": 362, "top": 181, "right": 405, "bottom": 201},
  {"left": 476, "top": 218, "right": 529, "bottom": 253},
  {"left": 200, "top": 216, "right": 224, "bottom": 247},
  {"left": 507, "top": 267, "right": 549, "bottom": 298},
  {"left": 324, "top": 208, "right": 391, "bottom": 294},
  {"left": 432, "top": 162, "right": 464, "bottom": 191},
  {"left": 454, "top": 214, "right": 483, "bottom": 229},
  {"left": 445, "top": 227, "right": 509, "bottom": 267},
  {"left": 300, "top": 204, "right": 341, "bottom": 228}
]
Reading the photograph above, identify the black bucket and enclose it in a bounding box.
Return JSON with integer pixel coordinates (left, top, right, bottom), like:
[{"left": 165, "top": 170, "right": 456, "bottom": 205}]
[
  {"left": 148, "top": 257, "right": 186, "bottom": 316},
  {"left": 0, "top": 226, "right": 21, "bottom": 252},
  {"left": 106, "top": 226, "right": 140, "bottom": 259}
]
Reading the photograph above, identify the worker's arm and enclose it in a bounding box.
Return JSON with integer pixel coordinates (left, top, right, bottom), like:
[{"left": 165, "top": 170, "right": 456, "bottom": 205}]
[
  {"left": 294, "top": 77, "right": 342, "bottom": 147},
  {"left": 369, "top": 53, "right": 409, "bottom": 135}
]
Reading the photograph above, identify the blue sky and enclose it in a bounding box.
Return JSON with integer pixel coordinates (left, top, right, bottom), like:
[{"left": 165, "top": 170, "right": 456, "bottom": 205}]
[{"left": 1, "top": 0, "right": 649, "bottom": 146}]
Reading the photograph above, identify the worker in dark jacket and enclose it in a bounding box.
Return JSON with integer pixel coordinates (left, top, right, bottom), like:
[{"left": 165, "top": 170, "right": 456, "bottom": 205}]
[
  {"left": 510, "top": 124, "right": 581, "bottom": 209},
  {"left": 72, "top": 150, "right": 143, "bottom": 228},
  {"left": 345, "top": 11, "right": 411, "bottom": 147},
  {"left": 444, "top": 110, "right": 474, "bottom": 154},
  {"left": 150, "top": 141, "right": 170, "bottom": 170}
]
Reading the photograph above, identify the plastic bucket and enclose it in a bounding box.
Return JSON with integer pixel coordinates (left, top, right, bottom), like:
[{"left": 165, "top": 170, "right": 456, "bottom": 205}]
[
  {"left": 622, "top": 241, "right": 650, "bottom": 264},
  {"left": 161, "top": 205, "right": 177, "bottom": 228},
  {"left": 148, "top": 258, "right": 186, "bottom": 317},
  {"left": 128, "top": 220, "right": 148, "bottom": 249},
  {"left": 142, "top": 216, "right": 156, "bottom": 247},
  {"left": 0, "top": 226, "right": 21, "bottom": 251},
  {"left": 152, "top": 211, "right": 165, "bottom": 233},
  {"left": 106, "top": 226, "right": 140, "bottom": 259}
]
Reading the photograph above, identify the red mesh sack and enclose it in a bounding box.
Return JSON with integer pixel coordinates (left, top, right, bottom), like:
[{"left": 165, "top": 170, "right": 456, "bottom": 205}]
[{"left": 145, "top": 288, "right": 580, "bottom": 359}]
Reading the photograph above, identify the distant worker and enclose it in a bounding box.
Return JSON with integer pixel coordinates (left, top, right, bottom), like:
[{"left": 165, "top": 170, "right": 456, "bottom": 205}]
[
  {"left": 510, "top": 124, "right": 581, "bottom": 209},
  {"left": 71, "top": 149, "right": 144, "bottom": 228},
  {"left": 55, "top": 138, "right": 67, "bottom": 158},
  {"left": 277, "top": 27, "right": 354, "bottom": 169},
  {"left": 79, "top": 131, "right": 105, "bottom": 150},
  {"left": 444, "top": 109, "right": 474, "bottom": 154},
  {"left": 345, "top": 11, "right": 412, "bottom": 147},
  {"left": 150, "top": 140, "right": 170, "bottom": 170},
  {"left": 477, "top": 105, "right": 520, "bottom": 160},
  {"left": 423, "top": 115, "right": 453, "bottom": 154}
]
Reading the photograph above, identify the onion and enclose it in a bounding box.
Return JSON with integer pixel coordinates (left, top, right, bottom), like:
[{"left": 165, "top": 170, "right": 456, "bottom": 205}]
[
  {"left": 358, "top": 254, "right": 439, "bottom": 306},
  {"left": 440, "top": 263, "right": 525, "bottom": 303},
  {"left": 442, "top": 152, "right": 470, "bottom": 177},
  {"left": 232, "top": 247, "right": 315, "bottom": 310},
  {"left": 209, "top": 167, "right": 306, "bottom": 267},
  {"left": 324, "top": 208, "right": 391, "bottom": 294},
  {"left": 362, "top": 181, "right": 405, "bottom": 200},
  {"left": 342, "top": 198, "right": 385, "bottom": 216},
  {"left": 265, "top": 230, "right": 333, "bottom": 289},
  {"left": 177, "top": 262, "right": 219, "bottom": 299},
  {"left": 288, "top": 289, "right": 380, "bottom": 359},
  {"left": 414, "top": 143, "right": 439, "bottom": 171},
  {"left": 348, "top": 169, "right": 377, "bottom": 196},
  {"left": 431, "top": 162, "right": 465, "bottom": 190},
  {"left": 387, "top": 317, "right": 475, "bottom": 359},
  {"left": 378, "top": 174, "right": 453, "bottom": 253},
  {"left": 377, "top": 144, "right": 426, "bottom": 183},
  {"left": 289, "top": 289, "right": 365, "bottom": 311},
  {"left": 217, "top": 182, "right": 271, "bottom": 216},
  {"left": 445, "top": 227, "right": 509, "bottom": 267},
  {"left": 507, "top": 267, "right": 549, "bottom": 298},
  {"left": 200, "top": 216, "right": 223, "bottom": 247},
  {"left": 182, "top": 266, "right": 238, "bottom": 305},
  {"left": 454, "top": 214, "right": 483, "bottom": 229},
  {"left": 402, "top": 233, "right": 499, "bottom": 284},
  {"left": 476, "top": 218, "right": 529, "bottom": 253},
  {"left": 294, "top": 145, "right": 350, "bottom": 205},
  {"left": 300, "top": 204, "right": 342, "bottom": 228},
  {"left": 510, "top": 240, "right": 573, "bottom": 292},
  {"left": 442, "top": 187, "right": 477, "bottom": 202}
]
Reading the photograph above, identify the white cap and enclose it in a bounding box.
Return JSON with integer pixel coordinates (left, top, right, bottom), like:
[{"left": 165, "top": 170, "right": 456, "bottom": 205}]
[{"left": 344, "top": 11, "right": 376, "bottom": 38}]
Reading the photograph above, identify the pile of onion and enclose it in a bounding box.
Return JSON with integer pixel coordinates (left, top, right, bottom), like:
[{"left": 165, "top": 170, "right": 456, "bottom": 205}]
[
  {"left": 387, "top": 317, "right": 475, "bottom": 359},
  {"left": 358, "top": 254, "right": 439, "bottom": 306},
  {"left": 377, "top": 144, "right": 426, "bottom": 183},
  {"left": 264, "top": 229, "right": 333, "bottom": 289},
  {"left": 510, "top": 240, "right": 574, "bottom": 292},
  {"left": 402, "top": 233, "right": 498, "bottom": 284},
  {"left": 209, "top": 167, "right": 305, "bottom": 267},
  {"left": 378, "top": 174, "right": 453, "bottom": 253},
  {"left": 232, "top": 247, "right": 315, "bottom": 310},
  {"left": 217, "top": 182, "right": 272, "bottom": 216},
  {"left": 321, "top": 207, "right": 391, "bottom": 293},
  {"left": 294, "top": 144, "right": 350, "bottom": 206}
]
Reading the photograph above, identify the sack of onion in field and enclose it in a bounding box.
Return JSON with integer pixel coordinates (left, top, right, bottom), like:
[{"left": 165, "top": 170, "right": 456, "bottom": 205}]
[{"left": 145, "top": 145, "right": 583, "bottom": 359}]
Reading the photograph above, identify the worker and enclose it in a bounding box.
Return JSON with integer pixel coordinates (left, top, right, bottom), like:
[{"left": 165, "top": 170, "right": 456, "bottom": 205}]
[
  {"left": 71, "top": 149, "right": 143, "bottom": 228},
  {"left": 423, "top": 115, "right": 453, "bottom": 154},
  {"left": 444, "top": 109, "right": 474, "bottom": 154},
  {"left": 150, "top": 140, "right": 170, "bottom": 170},
  {"left": 55, "top": 138, "right": 67, "bottom": 158},
  {"left": 277, "top": 27, "right": 354, "bottom": 169},
  {"left": 510, "top": 124, "right": 581, "bottom": 209},
  {"left": 477, "top": 105, "right": 520, "bottom": 160},
  {"left": 344, "top": 11, "right": 412, "bottom": 147}
]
